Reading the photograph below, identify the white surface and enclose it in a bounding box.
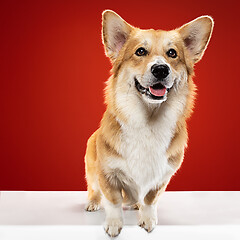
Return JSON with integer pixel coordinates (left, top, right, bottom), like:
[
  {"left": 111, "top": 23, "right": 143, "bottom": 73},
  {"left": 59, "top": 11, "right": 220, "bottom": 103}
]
[
  {"left": 0, "top": 191, "right": 240, "bottom": 239},
  {"left": 0, "top": 225, "right": 239, "bottom": 240}
]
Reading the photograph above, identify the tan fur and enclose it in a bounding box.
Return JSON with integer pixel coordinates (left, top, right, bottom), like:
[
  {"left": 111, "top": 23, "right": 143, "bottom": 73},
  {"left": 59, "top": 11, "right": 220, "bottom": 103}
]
[
  {"left": 144, "top": 183, "right": 167, "bottom": 205},
  {"left": 84, "top": 10, "right": 213, "bottom": 236}
]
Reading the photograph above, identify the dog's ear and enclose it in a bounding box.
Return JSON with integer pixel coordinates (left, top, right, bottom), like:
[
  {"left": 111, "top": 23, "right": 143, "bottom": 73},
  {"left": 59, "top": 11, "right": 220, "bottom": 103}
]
[
  {"left": 102, "top": 10, "right": 133, "bottom": 61},
  {"left": 178, "top": 16, "right": 214, "bottom": 64}
]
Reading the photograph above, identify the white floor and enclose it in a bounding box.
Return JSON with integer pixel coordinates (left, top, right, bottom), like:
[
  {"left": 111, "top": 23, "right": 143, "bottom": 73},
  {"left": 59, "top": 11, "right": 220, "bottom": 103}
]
[{"left": 0, "top": 191, "right": 239, "bottom": 239}]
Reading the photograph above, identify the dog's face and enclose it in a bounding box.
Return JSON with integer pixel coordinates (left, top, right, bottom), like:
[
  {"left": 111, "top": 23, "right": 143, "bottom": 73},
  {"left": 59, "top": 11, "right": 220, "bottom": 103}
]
[
  {"left": 116, "top": 29, "right": 187, "bottom": 104},
  {"left": 102, "top": 11, "right": 213, "bottom": 104}
]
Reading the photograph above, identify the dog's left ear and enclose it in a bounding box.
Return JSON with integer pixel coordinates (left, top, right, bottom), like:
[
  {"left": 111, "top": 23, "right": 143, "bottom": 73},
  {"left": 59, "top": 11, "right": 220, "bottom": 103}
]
[
  {"left": 102, "top": 10, "right": 133, "bottom": 61},
  {"left": 178, "top": 16, "right": 214, "bottom": 64}
]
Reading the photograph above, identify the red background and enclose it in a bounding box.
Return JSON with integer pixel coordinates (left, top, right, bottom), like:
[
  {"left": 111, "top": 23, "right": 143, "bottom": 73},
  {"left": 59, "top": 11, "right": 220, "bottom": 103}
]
[{"left": 0, "top": 0, "right": 239, "bottom": 191}]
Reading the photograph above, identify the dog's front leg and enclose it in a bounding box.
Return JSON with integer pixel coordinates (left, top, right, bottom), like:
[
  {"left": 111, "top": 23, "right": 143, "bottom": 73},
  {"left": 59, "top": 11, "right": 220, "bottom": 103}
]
[
  {"left": 99, "top": 172, "right": 123, "bottom": 237},
  {"left": 139, "top": 184, "right": 166, "bottom": 232},
  {"left": 138, "top": 203, "right": 158, "bottom": 232}
]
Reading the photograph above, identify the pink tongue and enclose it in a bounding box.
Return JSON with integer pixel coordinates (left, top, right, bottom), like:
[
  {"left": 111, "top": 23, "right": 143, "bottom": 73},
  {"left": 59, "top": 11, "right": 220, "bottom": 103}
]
[{"left": 149, "top": 86, "right": 166, "bottom": 97}]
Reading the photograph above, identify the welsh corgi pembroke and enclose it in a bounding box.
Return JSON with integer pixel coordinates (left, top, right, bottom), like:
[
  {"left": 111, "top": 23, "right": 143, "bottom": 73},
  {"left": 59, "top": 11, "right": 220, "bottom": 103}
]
[{"left": 85, "top": 10, "right": 213, "bottom": 237}]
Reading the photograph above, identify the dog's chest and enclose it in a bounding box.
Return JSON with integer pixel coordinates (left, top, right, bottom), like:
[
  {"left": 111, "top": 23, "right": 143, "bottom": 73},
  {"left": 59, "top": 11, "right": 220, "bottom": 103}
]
[{"left": 118, "top": 115, "right": 176, "bottom": 200}]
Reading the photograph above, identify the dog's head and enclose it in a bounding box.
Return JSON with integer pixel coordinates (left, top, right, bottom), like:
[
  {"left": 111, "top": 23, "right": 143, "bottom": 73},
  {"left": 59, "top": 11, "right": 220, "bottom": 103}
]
[{"left": 102, "top": 10, "right": 213, "bottom": 105}]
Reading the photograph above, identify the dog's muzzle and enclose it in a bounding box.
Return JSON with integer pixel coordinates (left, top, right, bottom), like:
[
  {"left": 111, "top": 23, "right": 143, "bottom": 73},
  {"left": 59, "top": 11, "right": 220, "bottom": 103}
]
[
  {"left": 135, "top": 78, "right": 170, "bottom": 100},
  {"left": 135, "top": 64, "right": 171, "bottom": 101}
]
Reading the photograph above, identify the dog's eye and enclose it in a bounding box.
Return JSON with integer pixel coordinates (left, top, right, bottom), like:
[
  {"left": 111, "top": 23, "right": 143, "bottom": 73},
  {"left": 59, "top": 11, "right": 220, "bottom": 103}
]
[
  {"left": 135, "top": 47, "right": 148, "bottom": 56},
  {"left": 167, "top": 49, "right": 177, "bottom": 58}
]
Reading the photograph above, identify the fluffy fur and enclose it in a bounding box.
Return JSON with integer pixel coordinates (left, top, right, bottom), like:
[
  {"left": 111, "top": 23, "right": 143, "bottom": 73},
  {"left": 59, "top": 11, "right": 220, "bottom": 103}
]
[{"left": 84, "top": 10, "right": 213, "bottom": 237}]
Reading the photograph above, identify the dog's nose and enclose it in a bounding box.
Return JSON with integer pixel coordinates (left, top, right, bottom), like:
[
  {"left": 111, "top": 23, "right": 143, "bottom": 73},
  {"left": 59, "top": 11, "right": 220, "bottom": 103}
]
[{"left": 151, "top": 64, "right": 170, "bottom": 79}]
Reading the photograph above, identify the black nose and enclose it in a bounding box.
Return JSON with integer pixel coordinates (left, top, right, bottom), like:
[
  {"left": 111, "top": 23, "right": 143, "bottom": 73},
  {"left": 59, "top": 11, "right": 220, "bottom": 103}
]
[{"left": 151, "top": 64, "right": 170, "bottom": 79}]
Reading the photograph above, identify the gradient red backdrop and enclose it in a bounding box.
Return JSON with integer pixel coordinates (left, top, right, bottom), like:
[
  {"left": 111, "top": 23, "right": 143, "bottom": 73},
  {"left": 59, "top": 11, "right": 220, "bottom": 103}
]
[{"left": 0, "top": 0, "right": 239, "bottom": 190}]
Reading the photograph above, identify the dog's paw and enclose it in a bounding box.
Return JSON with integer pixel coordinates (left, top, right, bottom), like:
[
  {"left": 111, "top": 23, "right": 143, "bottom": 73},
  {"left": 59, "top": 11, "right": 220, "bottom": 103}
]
[
  {"left": 138, "top": 217, "right": 157, "bottom": 233},
  {"left": 85, "top": 201, "right": 100, "bottom": 212},
  {"left": 104, "top": 218, "right": 123, "bottom": 237}
]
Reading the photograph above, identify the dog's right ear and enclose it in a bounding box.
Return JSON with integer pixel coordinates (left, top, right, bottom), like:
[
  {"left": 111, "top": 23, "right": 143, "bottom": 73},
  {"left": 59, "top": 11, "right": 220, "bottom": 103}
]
[{"left": 102, "top": 10, "right": 133, "bottom": 61}]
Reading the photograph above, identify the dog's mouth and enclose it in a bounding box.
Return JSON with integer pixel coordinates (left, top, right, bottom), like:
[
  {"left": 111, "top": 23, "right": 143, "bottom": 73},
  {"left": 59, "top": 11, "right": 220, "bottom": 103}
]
[{"left": 135, "top": 78, "right": 170, "bottom": 100}]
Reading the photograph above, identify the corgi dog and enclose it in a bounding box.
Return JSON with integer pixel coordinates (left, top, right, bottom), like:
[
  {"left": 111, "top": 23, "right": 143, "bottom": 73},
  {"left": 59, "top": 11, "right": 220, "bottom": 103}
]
[{"left": 85, "top": 10, "right": 213, "bottom": 237}]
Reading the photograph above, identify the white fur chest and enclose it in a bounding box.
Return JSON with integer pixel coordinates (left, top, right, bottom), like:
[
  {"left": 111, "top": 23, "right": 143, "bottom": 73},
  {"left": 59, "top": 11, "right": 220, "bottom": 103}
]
[
  {"left": 121, "top": 125, "right": 173, "bottom": 200},
  {"left": 109, "top": 85, "right": 188, "bottom": 202},
  {"left": 115, "top": 100, "right": 184, "bottom": 202}
]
